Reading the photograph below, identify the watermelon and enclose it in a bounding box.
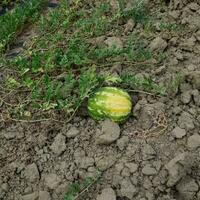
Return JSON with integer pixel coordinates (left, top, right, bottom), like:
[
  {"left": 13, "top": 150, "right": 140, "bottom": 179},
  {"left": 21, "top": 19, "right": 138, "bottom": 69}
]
[{"left": 87, "top": 87, "right": 132, "bottom": 123}]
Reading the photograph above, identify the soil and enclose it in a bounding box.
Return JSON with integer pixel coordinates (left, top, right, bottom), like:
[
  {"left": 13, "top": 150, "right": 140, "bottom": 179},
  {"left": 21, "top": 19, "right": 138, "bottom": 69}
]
[{"left": 1, "top": 0, "right": 200, "bottom": 200}]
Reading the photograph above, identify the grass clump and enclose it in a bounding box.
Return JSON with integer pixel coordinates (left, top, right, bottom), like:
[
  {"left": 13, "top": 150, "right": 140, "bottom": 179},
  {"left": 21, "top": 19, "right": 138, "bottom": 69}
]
[{"left": 0, "top": 0, "right": 47, "bottom": 54}]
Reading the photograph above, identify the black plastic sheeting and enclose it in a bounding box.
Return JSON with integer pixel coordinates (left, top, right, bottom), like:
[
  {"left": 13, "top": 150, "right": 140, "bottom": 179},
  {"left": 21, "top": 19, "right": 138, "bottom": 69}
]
[{"left": 0, "top": 0, "right": 59, "bottom": 16}]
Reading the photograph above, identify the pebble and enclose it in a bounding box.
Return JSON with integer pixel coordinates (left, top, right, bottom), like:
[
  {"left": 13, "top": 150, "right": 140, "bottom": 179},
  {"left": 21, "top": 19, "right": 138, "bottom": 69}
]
[
  {"left": 44, "top": 174, "right": 61, "bottom": 190},
  {"left": 22, "top": 192, "right": 38, "bottom": 200},
  {"left": 187, "top": 134, "right": 200, "bottom": 149},
  {"left": 96, "top": 155, "right": 116, "bottom": 171},
  {"left": 120, "top": 178, "right": 138, "bottom": 199},
  {"left": 180, "top": 91, "right": 191, "bottom": 104},
  {"left": 50, "top": 133, "right": 66, "bottom": 156},
  {"left": 142, "top": 164, "right": 157, "bottom": 175},
  {"left": 178, "top": 112, "right": 194, "bottom": 130},
  {"left": 172, "top": 127, "right": 186, "bottom": 139},
  {"left": 149, "top": 37, "right": 167, "bottom": 52},
  {"left": 65, "top": 127, "right": 80, "bottom": 138},
  {"left": 24, "top": 163, "right": 40, "bottom": 183},
  {"left": 38, "top": 191, "right": 51, "bottom": 200},
  {"left": 125, "top": 163, "right": 138, "bottom": 173},
  {"left": 117, "top": 136, "right": 129, "bottom": 150},
  {"left": 165, "top": 152, "right": 195, "bottom": 187},
  {"left": 142, "top": 144, "right": 156, "bottom": 160},
  {"left": 96, "top": 120, "right": 120, "bottom": 145},
  {"left": 176, "top": 176, "right": 199, "bottom": 200},
  {"left": 96, "top": 187, "right": 116, "bottom": 200}
]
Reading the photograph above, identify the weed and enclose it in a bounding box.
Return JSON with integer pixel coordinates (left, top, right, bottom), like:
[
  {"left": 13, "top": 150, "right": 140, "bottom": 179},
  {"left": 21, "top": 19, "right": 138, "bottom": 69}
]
[
  {"left": 64, "top": 174, "right": 101, "bottom": 200},
  {"left": 0, "top": 0, "right": 47, "bottom": 54}
]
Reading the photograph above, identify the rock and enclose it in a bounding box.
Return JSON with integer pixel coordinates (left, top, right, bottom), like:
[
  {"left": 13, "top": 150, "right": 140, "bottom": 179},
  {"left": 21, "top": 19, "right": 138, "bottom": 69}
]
[
  {"left": 196, "top": 30, "right": 200, "bottom": 41},
  {"left": 180, "top": 91, "right": 191, "bottom": 104},
  {"left": 120, "top": 178, "right": 138, "bottom": 199},
  {"left": 142, "top": 164, "right": 157, "bottom": 175},
  {"left": 50, "top": 133, "right": 66, "bottom": 156},
  {"left": 124, "top": 19, "right": 135, "bottom": 33},
  {"left": 187, "top": 134, "right": 200, "bottom": 149},
  {"left": 176, "top": 176, "right": 199, "bottom": 200},
  {"left": 2, "top": 131, "right": 16, "bottom": 139},
  {"left": 44, "top": 174, "right": 61, "bottom": 190},
  {"left": 97, "top": 187, "right": 116, "bottom": 200},
  {"left": 178, "top": 112, "right": 194, "bottom": 130},
  {"left": 149, "top": 37, "right": 167, "bottom": 52},
  {"left": 192, "top": 89, "right": 200, "bottom": 106},
  {"left": 78, "top": 157, "right": 95, "bottom": 169},
  {"left": 181, "top": 37, "right": 196, "bottom": 50},
  {"left": 38, "top": 191, "right": 51, "bottom": 200},
  {"left": 165, "top": 152, "right": 195, "bottom": 187},
  {"left": 22, "top": 192, "right": 38, "bottom": 200},
  {"left": 187, "top": 64, "right": 196, "bottom": 71},
  {"left": 187, "top": 2, "right": 200, "bottom": 11},
  {"left": 142, "top": 144, "right": 156, "bottom": 160},
  {"left": 96, "top": 120, "right": 120, "bottom": 145},
  {"left": 125, "top": 163, "right": 138, "bottom": 173},
  {"left": 168, "top": 10, "right": 180, "bottom": 19},
  {"left": 171, "top": 127, "right": 186, "bottom": 139},
  {"left": 65, "top": 127, "right": 80, "bottom": 138},
  {"left": 96, "top": 155, "right": 116, "bottom": 171},
  {"left": 105, "top": 37, "right": 123, "bottom": 49},
  {"left": 24, "top": 163, "right": 40, "bottom": 183},
  {"left": 117, "top": 136, "right": 129, "bottom": 150},
  {"left": 186, "top": 71, "right": 200, "bottom": 90},
  {"left": 137, "top": 102, "right": 165, "bottom": 130}
]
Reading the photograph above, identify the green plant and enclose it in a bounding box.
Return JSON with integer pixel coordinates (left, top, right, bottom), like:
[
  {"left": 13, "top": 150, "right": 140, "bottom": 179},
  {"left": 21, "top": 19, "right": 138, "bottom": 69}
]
[
  {"left": 64, "top": 175, "right": 101, "bottom": 200},
  {"left": 0, "top": 0, "right": 47, "bottom": 54},
  {"left": 1, "top": 0, "right": 168, "bottom": 123}
]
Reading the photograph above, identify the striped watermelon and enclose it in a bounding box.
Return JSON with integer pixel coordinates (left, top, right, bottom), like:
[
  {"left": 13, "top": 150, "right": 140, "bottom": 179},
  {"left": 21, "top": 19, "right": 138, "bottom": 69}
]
[{"left": 87, "top": 87, "right": 132, "bottom": 123}]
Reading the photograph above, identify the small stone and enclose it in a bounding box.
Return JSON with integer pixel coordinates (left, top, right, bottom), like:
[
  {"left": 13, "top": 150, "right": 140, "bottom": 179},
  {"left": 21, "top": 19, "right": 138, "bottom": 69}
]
[
  {"left": 186, "top": 71, "right": 200, "bottom": 90},
  {"left": 176, "top": 176, "right": 199, "bottom": 200},
  {"left": 187, "top": 64, "right": 196, "bottom": 71},
  {"left": 97, "top": 187, "right": 116, "bottom": 200},
  {"left": 44, "top": 174, "right": 61, "bottom": 190},
  {"left": 125, "top": 163, "right": 138, "bottom": 173},
  {"left": 50, "top": 134, "right": 66, "bottom": 156},
  {"left": 142, "top": 144, "right": 156, "bottom": 160},
  {"left": 142, "top": 164, "right": 157, "bottom": 175},
  {"left": 22, "top": 192, "right": 38, "bottom": 200},
  {"left": 120, "top": 178, "right": 138, "bottom": 199},
  {"left": 96, "top": 120, "right": 120, "bottom": 145},
  {"left": 187, "top": 134, "right": 200, "bottom": 149},
  {"left": 181, "top": 91, "right": 191, "bottom": 104},
  {"left": 96, "top": 156, "right": 116, "bottom": 171},
  {"left": 24, "top": 163, "right": 40, "bottom": 183},
  {"left": 2, "top": 131, "right": 16, "bottom": 139},
  {"left": 192, "top": 90, "right": 200, "bottom": 106},
  {"left": 78, "top": 157, "right": 95, "bottom": 169},
  {"left": 38, "top": 191, "right": 51, "bottom": 200},
  {"left": 105, "top": 37, "right": 123, "bottom": 49},
  {"left": 124, "top": 19, "right": 135, "bottom": 33},
  {"left": 187, "top": 3, "right": 200, "bottom": 11},
  {"left": 165, "top": 152, "right": 195, "bottom": 187},
  {"left": 178, "top": 112, "right": 194, "bottom": 130},
  {"left": 117, "top": 136, "right": 129, "bottom": 150},
  {"left": 181, "top": 37, "right": 196, "bottom": 50},
  {"left": 65, "top": 127, "right": 80, "bottom": 138},
  {"left": 172, "top": 127, "right": 186, "bottom": 139},
  {"left": 168, "top": 10, "right": 180, "bottom": 19},
  {"left": 149, "top": 37, "right": 167, "bottom": 52}
]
